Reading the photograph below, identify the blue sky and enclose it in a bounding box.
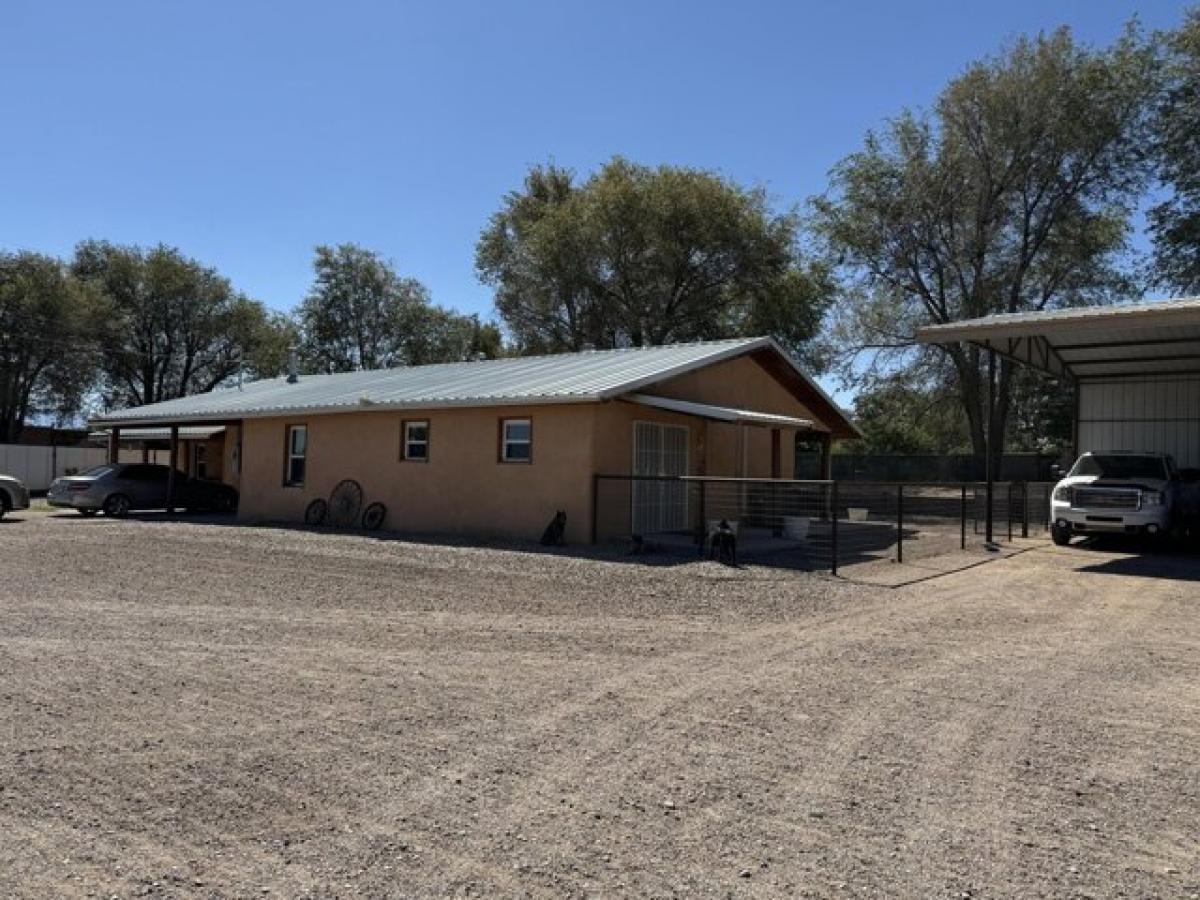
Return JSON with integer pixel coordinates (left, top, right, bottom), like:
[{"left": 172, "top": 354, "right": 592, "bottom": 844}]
[{"left": 1, "top": 0, "right": 1189, "bottom": 393}]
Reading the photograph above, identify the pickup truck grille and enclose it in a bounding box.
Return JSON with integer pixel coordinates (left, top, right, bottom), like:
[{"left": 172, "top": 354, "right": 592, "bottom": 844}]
[{"left": 1074, "top": 488, "right": 1140, "bottom": 510}]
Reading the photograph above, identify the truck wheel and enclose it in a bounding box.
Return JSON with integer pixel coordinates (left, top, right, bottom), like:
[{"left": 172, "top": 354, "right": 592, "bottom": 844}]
[{"left": 1051, "top": 524, "right": 1071, "bottom": 546}]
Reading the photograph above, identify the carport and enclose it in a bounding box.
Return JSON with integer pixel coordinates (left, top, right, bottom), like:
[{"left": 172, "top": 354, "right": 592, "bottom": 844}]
[
  {"left": 917, "top": 297, "right": 1200, "bottom": 539},
  {"left": 92, "top": 423, "right": 238, "bottom": 514}
]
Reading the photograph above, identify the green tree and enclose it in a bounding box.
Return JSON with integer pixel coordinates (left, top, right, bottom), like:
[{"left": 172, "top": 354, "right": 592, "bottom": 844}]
[
  {"left": 0, "top": 251, "right": 102, "bottom": 441},
  {"left": 477, "top": 157, "right": 832, "bottom": 358},
  {"left": 1150, "top": 9, "right": 1200, "bottom": 291},
  {"left": 72, "top": 240, "right": 285, "bottom": 407},
  {"left": 813, "top": 26, "right": 1156, "bottom": 470},
  {"left": 848, "top": 375, "right": 970, "bottom": 455},
  {"left": 297, "top": 244, "right": 498, "bottom": 372}
]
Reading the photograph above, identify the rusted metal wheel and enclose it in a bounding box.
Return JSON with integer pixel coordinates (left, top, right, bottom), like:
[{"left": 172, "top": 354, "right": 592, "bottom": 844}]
[
  {"left": 361, "top": 502, "right": 386, "bottom": 531},
  {"left": 328, "top": 479, "right": 363, "bottom": 527},
  {"left": 304, "top": 498, "right": 328, "bottom": 526}
]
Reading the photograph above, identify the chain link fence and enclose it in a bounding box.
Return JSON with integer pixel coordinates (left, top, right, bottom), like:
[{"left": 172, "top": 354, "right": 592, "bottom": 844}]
[{"left": 593, "top": 476, "right": 1054, "bottom": 573}]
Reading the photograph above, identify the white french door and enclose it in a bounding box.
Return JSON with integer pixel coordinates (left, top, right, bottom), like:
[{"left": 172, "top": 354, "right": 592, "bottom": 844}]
[{"left": 632, "top": 422, "right": 689, "bottom": 534}]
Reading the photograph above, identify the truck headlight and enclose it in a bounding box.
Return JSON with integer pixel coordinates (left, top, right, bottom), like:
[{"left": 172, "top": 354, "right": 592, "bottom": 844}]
[
  {"left": 1052, "top": 485, "right": 1072, "bottom": 503},
  {"left": 1142, "top": 491, "right": 1164, "bottom": 506}
]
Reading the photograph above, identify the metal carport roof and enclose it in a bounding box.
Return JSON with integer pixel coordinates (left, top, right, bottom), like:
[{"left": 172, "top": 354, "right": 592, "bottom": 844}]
[{"left": 915, "top": 297, "right": 1200, "bottom": 380}]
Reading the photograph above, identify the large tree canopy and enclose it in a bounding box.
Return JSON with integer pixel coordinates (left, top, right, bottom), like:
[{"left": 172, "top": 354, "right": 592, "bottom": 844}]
[
  {"left": 72, "top": 240, "right": 287, "bottom": 408},
  {"left": 0, "top": 252, "right": 101, "bottom": 441},
  {"left": 1150, "top": 9, "right": 1200, "bottom": 291},
  {"left": 813, "top": 26, "right": 1156, "bottom": 466},
  {"left": 297, "top": 244, "right": 500, "bottom": 372},
  {"left": 476, "top": 157, "right": 832, "bottom": 357}
]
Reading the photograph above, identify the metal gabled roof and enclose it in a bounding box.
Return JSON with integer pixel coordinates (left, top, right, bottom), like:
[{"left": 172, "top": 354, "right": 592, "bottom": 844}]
[
  {"left": 916, "top": 297, "right": 1200, "bottom": 381},
  {"left": 92, "top": 337, "right": 842, "bottom": 425}
]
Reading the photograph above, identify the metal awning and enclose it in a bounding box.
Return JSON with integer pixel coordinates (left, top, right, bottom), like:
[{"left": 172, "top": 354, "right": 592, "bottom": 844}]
[
  {"left": 625, "top": 394, "right": 815, "bottom": 429},
  {"left": 915, "top": 297, "right": 1200, "bottom": 380},
  {"left": 88, "top": 426, "right": 227, "bottom": 442}
]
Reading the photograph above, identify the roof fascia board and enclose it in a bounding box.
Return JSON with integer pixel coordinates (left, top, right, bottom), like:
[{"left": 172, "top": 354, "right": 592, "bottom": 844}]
[{"left": 89, "top": 392, "right": 602, "bottom": 429}]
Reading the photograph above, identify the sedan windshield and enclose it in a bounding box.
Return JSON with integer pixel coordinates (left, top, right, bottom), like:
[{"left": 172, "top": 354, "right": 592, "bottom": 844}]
[
  {"left": 1070, "top": 455, "right": 1166, "bottom": 480},
  {"left": 78, "top": 465, "right": 115, "bottom": 478}
]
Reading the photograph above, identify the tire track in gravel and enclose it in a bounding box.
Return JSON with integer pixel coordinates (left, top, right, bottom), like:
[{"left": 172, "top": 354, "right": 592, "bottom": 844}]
[
  {"left": 788, "top": 548, "right": 1171, "bottom": 896},
  {"left": 352, "top": 586, "right": 962, "bottom": 891}
]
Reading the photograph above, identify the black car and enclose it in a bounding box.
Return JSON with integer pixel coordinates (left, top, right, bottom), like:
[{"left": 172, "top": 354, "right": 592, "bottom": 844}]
[{"left": 47, "top": 463, "right": 238, "bottom": 517}]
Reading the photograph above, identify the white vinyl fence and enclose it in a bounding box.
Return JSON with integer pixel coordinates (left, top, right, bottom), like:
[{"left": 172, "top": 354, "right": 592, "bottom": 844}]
[{"left": 0, "top": 444, "right": 164, "bottom": 491}]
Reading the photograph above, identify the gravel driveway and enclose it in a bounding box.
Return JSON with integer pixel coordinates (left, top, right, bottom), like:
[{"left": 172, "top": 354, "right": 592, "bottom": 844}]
[{"left": 2, "top": 513, "right": 1198, "bottom": 897}]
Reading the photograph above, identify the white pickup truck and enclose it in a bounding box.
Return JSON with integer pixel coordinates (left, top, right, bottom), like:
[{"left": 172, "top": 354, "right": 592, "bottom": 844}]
[{"left": 1050, "top": 452, "right": 1177, "bottom": 546}]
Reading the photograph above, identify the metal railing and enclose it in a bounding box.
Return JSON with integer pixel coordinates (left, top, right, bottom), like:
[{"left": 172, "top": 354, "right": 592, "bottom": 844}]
[{"left": 593, "top": 475, "right": 1054, "bottom": 574}]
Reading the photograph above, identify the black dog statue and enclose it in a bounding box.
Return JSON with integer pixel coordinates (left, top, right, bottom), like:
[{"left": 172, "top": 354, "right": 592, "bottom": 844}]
[
  {"left": 709, "top": 519, "right": 737, "bottom": 566},
  {"left": 540, "top": 510, "right": 567, "bottom": 546}
]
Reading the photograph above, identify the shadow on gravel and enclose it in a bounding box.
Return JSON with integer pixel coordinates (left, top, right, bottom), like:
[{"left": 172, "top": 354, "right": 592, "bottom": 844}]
[{"left": 1074, "top": 547, "right": 1200, "bottom": 582}]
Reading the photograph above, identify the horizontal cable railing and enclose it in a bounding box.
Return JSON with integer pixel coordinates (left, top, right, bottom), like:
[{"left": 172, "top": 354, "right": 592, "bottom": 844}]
[{"left": 594, "top": 475, "right": 1052, "bottom": 574}]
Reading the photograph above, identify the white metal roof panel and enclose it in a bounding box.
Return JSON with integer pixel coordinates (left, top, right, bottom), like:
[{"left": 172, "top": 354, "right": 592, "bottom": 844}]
[{"left": 90, "top": 339, "right": 772, "bottom": 424}]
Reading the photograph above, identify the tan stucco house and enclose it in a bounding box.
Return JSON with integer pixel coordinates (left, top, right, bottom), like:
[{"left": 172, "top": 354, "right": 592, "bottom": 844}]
[{"left": 91, "top": 338, "right": 858, "bottom": 544}]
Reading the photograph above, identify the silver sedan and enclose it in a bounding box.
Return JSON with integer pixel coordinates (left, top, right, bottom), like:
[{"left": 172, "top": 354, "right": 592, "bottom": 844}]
[{"left": 47, "top": 463, "right": 238, "bottom": 517}]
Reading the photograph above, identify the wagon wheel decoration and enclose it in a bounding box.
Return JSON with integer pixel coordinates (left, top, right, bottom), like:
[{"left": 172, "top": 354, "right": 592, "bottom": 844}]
[
  {"left": 304, "top": 498, "right": 328, "bottom": 526},
  {"left": 361, "top": 502, "right": 387, "bottom": 532},
  {"left": 327, "top": 479, "right": 364, "bottom": 527}
]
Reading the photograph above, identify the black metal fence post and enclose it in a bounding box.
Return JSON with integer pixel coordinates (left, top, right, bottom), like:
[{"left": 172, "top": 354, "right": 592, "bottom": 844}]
[
  {"left": 1007, "top": 482, "right": 1014, "bottom": 542},
  {"left": 1021, "top": 482, "right": 1029, "bottom": 539},
  {"left": 896, "top": 483, "right": 904, "bottom": 564},
  {"left": 960, "top": 484, "right": 967, "bottom": 550},
  {"left": 830, "top": 481, "right": 839, "bottom": 576}
]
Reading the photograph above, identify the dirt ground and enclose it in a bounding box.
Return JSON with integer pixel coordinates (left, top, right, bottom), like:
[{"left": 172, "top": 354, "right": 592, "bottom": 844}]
[{"left": 2, "top": 510, "right": 1198, "bottom": 898}]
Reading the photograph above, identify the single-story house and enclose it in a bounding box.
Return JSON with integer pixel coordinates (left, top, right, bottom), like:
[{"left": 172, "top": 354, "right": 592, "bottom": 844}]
[{"left": 89, "top": 337, "right": 858, "bottom": 543}]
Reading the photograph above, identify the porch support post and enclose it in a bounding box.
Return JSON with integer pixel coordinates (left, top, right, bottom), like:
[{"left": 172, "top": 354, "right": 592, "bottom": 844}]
[
  {"left": 167, "top": 426, "right": 179, "bottom": 514},
  {"left": 818, "top": 432, "right": 833, "bottom": 480},
  {"left": 141, "top": 443, "right": 149, "bottom": 463},
  {"left": 985, "top": 345, "right": 996, "bottom": 545},
  {"left": 107, "top": 427, "right": 120, "bottom": 464}
]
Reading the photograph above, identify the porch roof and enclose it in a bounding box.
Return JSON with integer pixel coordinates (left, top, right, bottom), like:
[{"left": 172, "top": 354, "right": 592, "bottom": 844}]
[
  {"left": 88, "top": 426, "right": 227, "bottom": 442},
  {"left": 626, "top": 394, "right": 815, "bottom": 429}
]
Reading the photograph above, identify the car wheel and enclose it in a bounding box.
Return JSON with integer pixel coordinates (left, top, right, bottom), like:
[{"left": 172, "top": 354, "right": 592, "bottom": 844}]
[
  {"left": 102, "top": 494, "right": 132, "bottom": 518},
  {"left": 1051, "top": 524, "right": 1071, "bottom": 546},
  {"left": 79, "top": 509, "right": 98, "bottom": 518}
]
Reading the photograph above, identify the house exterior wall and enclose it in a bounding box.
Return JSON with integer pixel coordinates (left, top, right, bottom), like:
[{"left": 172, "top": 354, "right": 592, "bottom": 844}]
[
  {"left": 1077, "top": 376, "right": 1200, "bottom": 468},
  {"left": 237, "top": 405, "right": 598, "bottom": 544}
]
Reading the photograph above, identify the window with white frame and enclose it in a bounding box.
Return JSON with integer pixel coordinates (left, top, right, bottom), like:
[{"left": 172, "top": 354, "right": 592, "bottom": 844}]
[
  {"left": 500, "top": 418, "right": 532, "bottom": 463},
  {"left": 284, "top": 424, "right": 307, "bottom": 486},
  {"left": 402, "top": 420, "right": 429, "bottom": 461}
]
